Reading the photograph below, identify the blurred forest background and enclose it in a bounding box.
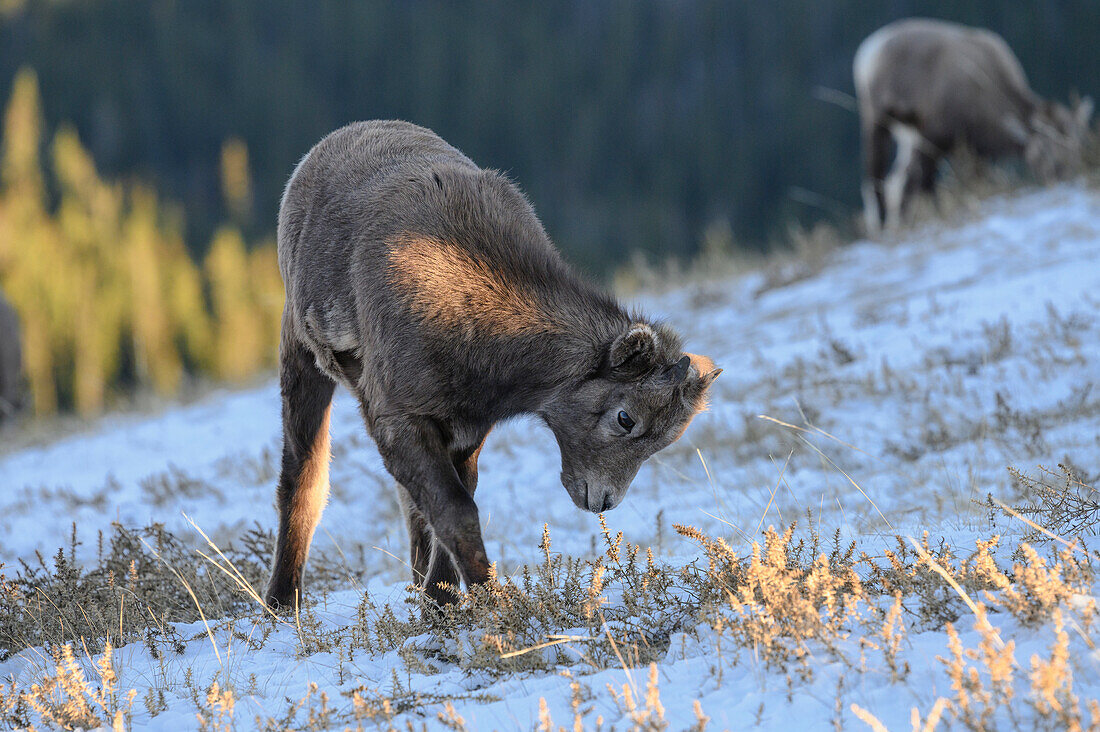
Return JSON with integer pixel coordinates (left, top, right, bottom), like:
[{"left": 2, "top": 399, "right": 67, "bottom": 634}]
[{"left": 0, "top": 0, "right": 1098, "bottom": 416}]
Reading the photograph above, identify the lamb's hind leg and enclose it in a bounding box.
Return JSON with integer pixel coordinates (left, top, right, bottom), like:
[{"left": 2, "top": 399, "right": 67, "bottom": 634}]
[{"left": 265, "top": 334, "right": 337, "bottom": 610}]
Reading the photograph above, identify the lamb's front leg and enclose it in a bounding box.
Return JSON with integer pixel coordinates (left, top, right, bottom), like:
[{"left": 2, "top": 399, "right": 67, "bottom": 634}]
[{"left": 373, "top": 415, "right": 491, "bottom": 604}]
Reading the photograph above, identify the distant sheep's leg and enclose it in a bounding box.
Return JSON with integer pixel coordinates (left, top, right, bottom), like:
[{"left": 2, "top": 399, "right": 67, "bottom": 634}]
[
  {"left": 375, "top": 417, "right": 490, "bottom": 605},
  {"left": 265, "top": 334, "right": 337, "bottom": 610},
  {"left": 860, "top": 181, "right": 881, "bottom": 235},
  {"left": 862, "top": 117, "right": 892, "bottom": 233},
  {"left": 899, "top": 148, "right": 941, "bottom": 219},
  {"left": 422, "top": 434, "right": 490, "bottom": 602},
  {"left": 884, "top": 123, "right": 922, "bottom": 230},
  {"left": 913, "top": 149, "right": 939, "bottom": 193}
]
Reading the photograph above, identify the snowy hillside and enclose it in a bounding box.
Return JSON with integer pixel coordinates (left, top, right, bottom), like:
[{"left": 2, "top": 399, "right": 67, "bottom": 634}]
[{"left": 3, "top": 185, "right": 1100, "bottom": 730}]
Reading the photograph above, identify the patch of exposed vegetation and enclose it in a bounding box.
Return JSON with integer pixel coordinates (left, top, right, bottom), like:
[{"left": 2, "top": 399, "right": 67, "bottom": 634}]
[
  {"left": 3, "top": 494, "right": 1099, "bottom": 730},
  {"left": 0, "top": 521, "right": 351, "bottom": 662}
]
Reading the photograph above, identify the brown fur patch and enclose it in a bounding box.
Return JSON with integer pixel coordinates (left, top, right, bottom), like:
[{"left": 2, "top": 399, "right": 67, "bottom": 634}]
[
  {"left": 389, "top": 236, "right": 550, "bottom": 335},
  {"left": 285, "top": 403, "right": 332, "bottom": 567},
  {"left": 685, "top": 352, "right": 716, "bottom": 377}
]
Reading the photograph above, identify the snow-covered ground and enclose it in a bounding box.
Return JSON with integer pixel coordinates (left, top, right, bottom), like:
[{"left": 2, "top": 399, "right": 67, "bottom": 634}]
[{"left": 2, "top": 185, "right": 1100, "bottom": 729}]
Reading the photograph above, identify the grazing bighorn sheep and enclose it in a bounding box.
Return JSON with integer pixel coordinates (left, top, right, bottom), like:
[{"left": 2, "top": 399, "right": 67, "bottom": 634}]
[
  {"left": 265, "top": 120, "right": 720, "bottom": 609},
  {"left": 855, "top": 18, "right": 1093, "bottom": 231},
  {"left": 0, "top": 290, "right": 23, "bottom": 421}
]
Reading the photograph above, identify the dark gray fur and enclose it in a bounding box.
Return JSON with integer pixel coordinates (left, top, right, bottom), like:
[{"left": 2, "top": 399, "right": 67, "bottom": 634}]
[
  {"left": 265, "top": 121, "right": 719, "bottom": 609},
  {"left": 855, "top": 18, "right": 1092, "bottom": 231},
  {"left": 0, "top": 289, "right": 23, "bottom": 421}
]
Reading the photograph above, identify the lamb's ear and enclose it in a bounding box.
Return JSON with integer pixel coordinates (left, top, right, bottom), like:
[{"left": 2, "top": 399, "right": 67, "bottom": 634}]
[{"left": 609, "top": 323, "right": 660, "bottom": 378}]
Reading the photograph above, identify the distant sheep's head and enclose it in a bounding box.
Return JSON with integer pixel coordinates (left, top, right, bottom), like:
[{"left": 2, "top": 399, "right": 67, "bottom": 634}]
[
  {"left": 1014, "top": 96, "right": 1094, "bottom": 181},
  {"left": 541, "top": 322, "right": 720, "bottom": 513}
]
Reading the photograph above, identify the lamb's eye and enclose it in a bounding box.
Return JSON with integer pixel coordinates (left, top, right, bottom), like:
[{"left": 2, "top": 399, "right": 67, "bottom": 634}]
[{"left": 617, "top": 410, "right": 635, "bottom": 432}]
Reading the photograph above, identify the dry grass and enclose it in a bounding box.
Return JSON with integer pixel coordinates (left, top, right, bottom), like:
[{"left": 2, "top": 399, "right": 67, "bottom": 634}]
[
  {"left": 0, "top": 519, "right": 351, "bottom": 664},
  {"left": 1002, "top": 464, "right": 1100, "bottom": 541},
  {"left": 1, "top": 496, "right": 1097, "bottom": 730},
  {"left": 0, "top": 641, "right": 136, "bottom": 730}
]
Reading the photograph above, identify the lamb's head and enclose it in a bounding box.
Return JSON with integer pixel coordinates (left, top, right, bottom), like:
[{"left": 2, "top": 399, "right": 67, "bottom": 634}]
[
  {"left": 1023, "top": 96, "right": 1093, "bottom": 180},
  {"left": 541, "top": 322, "right": 720, "bottom": 513}
]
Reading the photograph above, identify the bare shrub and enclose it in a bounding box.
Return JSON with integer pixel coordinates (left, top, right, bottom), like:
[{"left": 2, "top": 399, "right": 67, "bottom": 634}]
[{"left": 1003, "top": 464, "right": 1100, "bottom": 540}]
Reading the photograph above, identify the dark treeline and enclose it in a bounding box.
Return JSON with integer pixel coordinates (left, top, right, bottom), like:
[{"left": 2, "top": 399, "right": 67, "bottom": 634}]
[{"left": 1, "top": 1, "right": 1099, "bottom": 272}]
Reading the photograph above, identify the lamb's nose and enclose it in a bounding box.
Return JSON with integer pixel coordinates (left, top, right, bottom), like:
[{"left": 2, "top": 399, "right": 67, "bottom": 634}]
[{"left": 601, "top": 494, "right": 613, "bottom": 512}]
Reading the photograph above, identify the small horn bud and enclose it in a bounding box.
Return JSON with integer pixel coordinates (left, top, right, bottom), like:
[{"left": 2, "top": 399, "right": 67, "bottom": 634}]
[
  {"left": 664, "top": 355, "right": 690, "bottom": 383},
  {"left": 675, "top": 354, "right": 691, "bottom": 379}
]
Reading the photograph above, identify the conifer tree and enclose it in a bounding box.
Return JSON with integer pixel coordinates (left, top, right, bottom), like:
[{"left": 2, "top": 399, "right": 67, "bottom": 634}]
[
  {"left": 205, "top": 226, "right": 264, "bottom": 382},
  {"left": 0, "top": 67, "right": 292, "bottom": 414},
  {"left": 123, "top": 187, "right": 182, "bottom": 395},
  {"left": 52, "top": 125, "right": 126, "bottom": 412},
  {"left": 220, "top": 138, "right": 253, "bottom": 226},
  {"left": 0, "top": 69, "right": 56, "bottom": 413}
]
